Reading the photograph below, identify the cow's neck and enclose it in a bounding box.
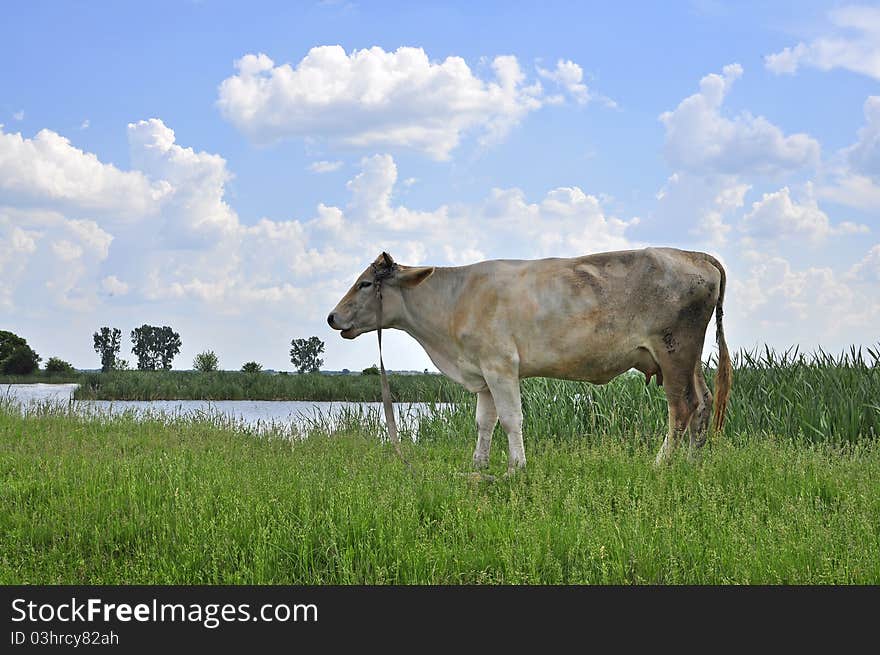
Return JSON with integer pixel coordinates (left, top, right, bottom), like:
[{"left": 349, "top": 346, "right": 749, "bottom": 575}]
[
  {"left": 395, "top": 266, "right": 460, "bottom": 340},
  {"left": 393, "top": 267, "right": 471, "bottom": 384}
]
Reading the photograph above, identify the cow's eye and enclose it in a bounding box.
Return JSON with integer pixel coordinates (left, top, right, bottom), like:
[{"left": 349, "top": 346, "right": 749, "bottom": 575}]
[{"left": 358, "top": 281, "right": 372, "bottom": 289}]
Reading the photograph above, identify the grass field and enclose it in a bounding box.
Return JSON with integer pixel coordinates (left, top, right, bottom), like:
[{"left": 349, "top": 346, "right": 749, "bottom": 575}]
[{"left": 2, "top": 347, "right": 879, "bottom": 584}]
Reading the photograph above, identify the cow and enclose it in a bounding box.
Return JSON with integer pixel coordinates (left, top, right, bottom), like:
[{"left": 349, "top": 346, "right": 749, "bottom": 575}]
[{"left": 328, "top": 247, "right": 731, "bottom": 472}]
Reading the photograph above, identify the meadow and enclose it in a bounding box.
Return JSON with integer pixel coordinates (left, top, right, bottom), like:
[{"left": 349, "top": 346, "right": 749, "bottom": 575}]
[{"left": 1, "top": 347, "right": 878, "bottom": 584}]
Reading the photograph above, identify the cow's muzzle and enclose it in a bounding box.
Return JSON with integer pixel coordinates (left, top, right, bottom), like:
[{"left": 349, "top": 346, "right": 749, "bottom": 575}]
[{"left": 328, "top": 313, "right": 358, "bottom": 339}]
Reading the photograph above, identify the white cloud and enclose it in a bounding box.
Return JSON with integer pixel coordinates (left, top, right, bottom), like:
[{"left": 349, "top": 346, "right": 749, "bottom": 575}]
[
  {"left": 740, "top": 185, "right": 868, "bottom": 244},
  {"left": 729, "top": 251, "right": 878, "bottom": 346},
  {"left": 848, "top": 243, "right": 880, "bottom": 284},
  {"left": 815, "top": 96, "right": 880, "bottom": 211},
  {"left": 538, "top": 59, "right": 590, "bottom": 105},
  {"left": 481, "top": 185, "right": 639, "bottom": 256},
  {"left": 765, "top": 5, "right": 880, "bottom": 80},
  {"left": 659, "top": 64, "right": 820, "bottom": 176},
  {"left": 308, "top": 160, "right": 343, "bottom": 173},
  {"left": 345, "top": 154, "right": 449, "bottom": 231},
  {"left": 845, "top": 96, "right": 880, "bottom": 179},
  {"left": 0, "top": 125, "right": 171, "bottom": 219},
  {"left": 13, "top": 110, "right": 24, "bottom": 121},
  {"left": 101, "top": 275, "right": 129, "bottom": 296},
  {"left": 817, "top": 173, "right": 880, "bottom": 211},
  {"left": 80, "top": 119, "right": 90, "bottom": 130},
  {"left": 0, "top": 207, "right": 115, "bottom": 311},
  {"left": 127, "top": 118, "right": 238, "bottom": 241},
  {"left": 217, "top": 45, "right": 552, "bottom": 159},
  {"left": 654, "top": 173, "right": 749, "bottom": 248}
]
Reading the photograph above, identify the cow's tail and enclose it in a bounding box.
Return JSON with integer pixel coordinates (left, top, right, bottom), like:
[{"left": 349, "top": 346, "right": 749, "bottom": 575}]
[{"left": 705, "top": 255, "right": 732, "bottom": 433}]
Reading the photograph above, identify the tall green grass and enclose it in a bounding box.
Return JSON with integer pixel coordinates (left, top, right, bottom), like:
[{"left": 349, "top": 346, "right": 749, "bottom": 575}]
[
  {"left": 415, "top": 346, "right": 880, "bottom": 446},
  {"left": 73, "top": 370, "right": 462, "bottom": 402},
  {"left": 0, "top": 371, "right": 82, "bottom": 385}
]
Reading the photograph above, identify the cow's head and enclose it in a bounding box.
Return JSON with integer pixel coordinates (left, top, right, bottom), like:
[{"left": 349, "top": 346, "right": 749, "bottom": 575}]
[{"left": 328, "top": 252, "right": 435, "bottom": 339}]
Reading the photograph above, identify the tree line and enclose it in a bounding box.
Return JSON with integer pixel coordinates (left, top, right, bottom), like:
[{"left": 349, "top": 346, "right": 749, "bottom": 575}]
[
  {"left": 2, "top": 326, "right": 330, "bottom": 375},
  {"left": 93, "top": 327, "right": 326, "bottom": 373}
]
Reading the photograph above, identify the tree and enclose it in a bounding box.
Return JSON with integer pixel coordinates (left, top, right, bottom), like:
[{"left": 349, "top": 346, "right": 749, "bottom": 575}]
[
  {"left": 289, "top": 336, "right": 325, "bottom": 373},
  {"left": 45, "top": 357, "right": 75, "bottom": 374},
  {"left": 131, "top": 325, "right": 182, "bottom": 370},
  {"left": 93, "top": 327, "right": 122, "bottom": 372},
  {"left": 0, "top": 331, "right": 40, "bottom": 375},
  {"left": 241, "top": 361, "right": 262, "bottom": 373},
  {"left": 193, "top": 350, "right": 219, "bottom": 372},
  {"left": 0, "top": 330, "right": 26, "bottom": 362},
  {"left": 362, "top": 364, "right": 380, "bottom": 376}
]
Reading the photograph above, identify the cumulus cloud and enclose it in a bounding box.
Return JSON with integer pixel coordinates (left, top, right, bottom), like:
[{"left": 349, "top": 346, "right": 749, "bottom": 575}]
[
  {"left": 127, "top": 118, "right": 238, "bottom": 242},
  {"left": 817, "top": 173, "right": 880, "bottom": 211},
  {"left": 729, "top": 251, "right": 878, "bottom": 346},
  {"left": 845, "top": 96, "right": 880, "bottom": 179},
  {"left": 542, "top": 59, "right": 588, "bottom": 103},
  {"left": 815, "top": 96, "right": 880, "bottom": 211},
  {"left": 653, "top": 173, "right": 750, "bottom": 248},
  {"left": 0, "top": 125, "right": 171, "bottom": 219},
  {"left": 308, "top": 160, "right": 343, "bottom": 173},
  {"left": 101, "top": 275, "right": 129, "bottom": 296},
  {"left": 0, "top": 207, "right": 115, "bottom": 311},
  {"left": 217, "top": 45, "right": 556, "bottom": 159},
  {"left": 765, "top": 5, "right": 880, "bottom": 80},
  {"left": 740, "top": 185, "right": 869, "bottom": 244},
  {"left": 847, "top": 243, "right": 880, "bottom": 284},
  {"left": 659, "top": 64, "right": 820, "bottom": 176},
  {"left": 481, "top": 186, "right": 639, "bottom": 256}
]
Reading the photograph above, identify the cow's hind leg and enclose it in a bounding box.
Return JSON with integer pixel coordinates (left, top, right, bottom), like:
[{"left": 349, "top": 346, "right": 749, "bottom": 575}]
[
  {"left": 654, "top": 354, "right": 700, "bottom": 467},
  {"left": 688, "top": 363, "right": 713, "bottom": 457},
  {"left": 473, "top": 389, "right": 497, "bottom": 469}
]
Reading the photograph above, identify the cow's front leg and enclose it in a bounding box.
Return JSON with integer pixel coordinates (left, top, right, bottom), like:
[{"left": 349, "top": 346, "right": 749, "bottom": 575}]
[
  {"left": 484, "top": 373, "right": 526, "bottom": 473},
  {"left": 473, "top": 389, "right": 497, "bottom": 469}
]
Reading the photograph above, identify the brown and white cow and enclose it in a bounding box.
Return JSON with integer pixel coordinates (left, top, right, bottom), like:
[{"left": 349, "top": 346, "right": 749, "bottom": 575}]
[{"left": 328, "top": 247, "right": 731, "bottom": 471}]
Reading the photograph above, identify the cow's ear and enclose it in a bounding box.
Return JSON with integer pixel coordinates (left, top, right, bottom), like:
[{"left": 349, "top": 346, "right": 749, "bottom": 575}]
[{"left": 396, "top": 266, "right": 434, "bottom": 288}]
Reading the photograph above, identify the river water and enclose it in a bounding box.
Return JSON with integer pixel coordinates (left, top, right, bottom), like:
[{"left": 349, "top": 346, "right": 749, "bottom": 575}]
[{"left": 1, "top": 383, "right": 447, "bottom": 435}]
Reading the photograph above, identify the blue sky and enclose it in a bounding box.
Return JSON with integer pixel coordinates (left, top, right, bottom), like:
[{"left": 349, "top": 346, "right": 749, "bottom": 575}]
[{"left": 2, "top": 1, "right": 879, "bottom": 371}]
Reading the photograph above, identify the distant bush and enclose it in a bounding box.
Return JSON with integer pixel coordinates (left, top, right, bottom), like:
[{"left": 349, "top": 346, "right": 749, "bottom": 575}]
[
  {"left": 362, "top": 365, "right": 380, "bottom": 376},
  {"left": 193, "top": 350, "right": 219, "bottom": 373},
  {"left": 241, "top": 361, "right": 262, "bottom": 374},
  {"left": 45, "top": 357, "right": 75, "bottom": 374}
]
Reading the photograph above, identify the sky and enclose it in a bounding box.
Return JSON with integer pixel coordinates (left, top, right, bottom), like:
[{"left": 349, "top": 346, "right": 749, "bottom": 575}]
[{"left": 1, "top": 0, "right": 879, "bottom": 372}]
